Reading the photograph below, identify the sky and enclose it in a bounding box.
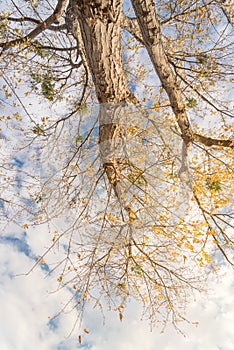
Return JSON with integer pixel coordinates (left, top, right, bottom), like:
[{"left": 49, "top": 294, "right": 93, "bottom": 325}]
[
  {"left": 0, "top": 232, "right": 234, "bottom": 350},
  {"left": 0, "top": 220, "right": 234, "bottom": 349},
  {"left": 1, "top": 120, "right": 234, "bottom": 349}
]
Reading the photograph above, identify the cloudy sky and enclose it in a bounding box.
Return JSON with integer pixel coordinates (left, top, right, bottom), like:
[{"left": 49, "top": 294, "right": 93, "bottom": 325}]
[
  {"left": 1, "top": 102, "right": 233, "bottom": 349},
  {"left": 0, "top": 221, "right": 234, "bottom": 350}
]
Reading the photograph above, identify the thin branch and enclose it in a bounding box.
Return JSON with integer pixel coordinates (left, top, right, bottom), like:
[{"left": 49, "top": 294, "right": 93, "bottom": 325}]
[{"left": 1, "top": 16, "right": 67, "bottom": 31}]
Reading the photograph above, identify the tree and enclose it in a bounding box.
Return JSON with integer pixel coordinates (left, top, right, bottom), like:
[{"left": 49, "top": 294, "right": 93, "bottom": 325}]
[{"left": 0, "top": 0, "right": 234, "bottom": 334}]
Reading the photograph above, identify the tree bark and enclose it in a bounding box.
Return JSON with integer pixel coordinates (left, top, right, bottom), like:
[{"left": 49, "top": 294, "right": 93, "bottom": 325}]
[
  {"left": 66, "top": 0, "right": 136, "bottom": 220},
  {"left": 131, "top": 0, "right": 194, "bottom": 146},
  {"left": 66, "top": 0, "right": 127, "bottom": 103}
]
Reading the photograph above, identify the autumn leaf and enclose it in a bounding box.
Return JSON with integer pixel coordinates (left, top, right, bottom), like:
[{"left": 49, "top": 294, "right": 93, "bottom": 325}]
[
  {"left": 129, "top": 211, "right": 137, "bottom": 221},
  {"left": 57, "top": 275, "right": 63, "bottom": 283},
  {"left": 23, "top": 223, "right": 28, "bottom": 229},
  {"left": 81, "top": 291, "right": 87, "bottom": 298}
]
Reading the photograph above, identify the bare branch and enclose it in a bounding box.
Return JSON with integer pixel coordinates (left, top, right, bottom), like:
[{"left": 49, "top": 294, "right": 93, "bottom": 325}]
[
  {"left": 120, "top": 13, "right": 144, "bottom": 44},
  {"left": 131, "top": 0, "right": 194, "bottom": 146},
  {"left": 194, "top": 133, "right": 234, "bottom": 148},
  {"left": 0, "top": 0, "right": 68, "bottom": 52}
]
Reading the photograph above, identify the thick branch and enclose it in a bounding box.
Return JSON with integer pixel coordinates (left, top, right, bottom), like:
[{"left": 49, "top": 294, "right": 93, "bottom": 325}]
[
  {"left": 194, "top": 134, "right": 234, "bottom": 148},
  {"left": 131, "top": 0, "right": 194, "bottom": 145},
  {"left": 121, "top": 6, "right": 234, "bottom": 152},
  {"left": 0, "top": 0, "right": 68, "bottom": 52}
]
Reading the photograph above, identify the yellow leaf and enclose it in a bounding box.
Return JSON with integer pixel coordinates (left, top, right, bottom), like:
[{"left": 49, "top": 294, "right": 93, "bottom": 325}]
[
  {"left": 41, "top": 259, "right": 47, "bottom": 265},
  {"left": 23, "top": 224, "right": 28, "bottom": 229},
  {"left": 184, "top": 242, "right": 194, "bottom": 251},
  {"left": 57, "top": 275, "right": 63, "bottom": 283},
  {"left": 52, "top": 230, "right": 59, "bottom": 242},
  {"left": 129, "top": 211, "right": 137, "bottom": 220},
  {"left": 81, "top": 291, "right": 87, "bottom": 298},
  {"left": 152, "top": 225, "right": 162, "bottom": 234},
  {"left": 156, "top": 294, "right": 163, "bottom": 300}
]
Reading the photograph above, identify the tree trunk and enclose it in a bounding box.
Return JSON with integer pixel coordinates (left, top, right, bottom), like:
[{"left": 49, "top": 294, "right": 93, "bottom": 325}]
[{"left": 66, "top": 0, "right": 136, "bottom": 220}]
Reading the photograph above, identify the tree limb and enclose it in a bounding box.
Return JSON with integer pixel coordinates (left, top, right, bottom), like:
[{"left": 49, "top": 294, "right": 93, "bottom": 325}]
[
  {"left": 131, "top": 0, "right": 194, "bottom": 146},
  {"left": 0, "top": 0, "right": 68, "bottom": 52},
  {"left": 194, "top": 133, "right": 234, "bottom": 148},
  {"left": 121, "top": 4, "right": 234, "bottom": 152},
  {"left": 120, "top": 13, "right": 144, "bottom": 44}
]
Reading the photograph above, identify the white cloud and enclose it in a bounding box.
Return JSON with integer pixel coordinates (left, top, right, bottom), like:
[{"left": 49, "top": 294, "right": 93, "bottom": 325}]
[
  {"left": 83, "top": 265, "right": 234, "bottom": 350},
  {"left": 0, "top": 242, "right": 80, "bottom": 350},
  {"left": 0, "top": 232, "right": 234, "bottom": 350}
]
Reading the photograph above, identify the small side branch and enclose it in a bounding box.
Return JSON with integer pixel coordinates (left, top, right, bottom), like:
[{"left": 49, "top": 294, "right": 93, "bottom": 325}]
[
  {"left": 120, "top": 13, "right": 144, "bottom": 44},
  {"left": 194, "top": 134, "right": 234, "bottom": 148}
]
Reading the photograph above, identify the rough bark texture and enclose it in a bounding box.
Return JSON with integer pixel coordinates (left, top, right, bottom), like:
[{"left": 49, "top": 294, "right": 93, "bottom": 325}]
[
  {"left": 66, "top": 0, "right": 127, "bottom": 103},
  {"left": 120, "top": 13, "right": 144, "bottom": 44},
  {"left": 131, "top": 0, "right": 194, "bottom": 146},
  {"left": 66, "top": 0, "right": 136, "bottom": 219}
]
